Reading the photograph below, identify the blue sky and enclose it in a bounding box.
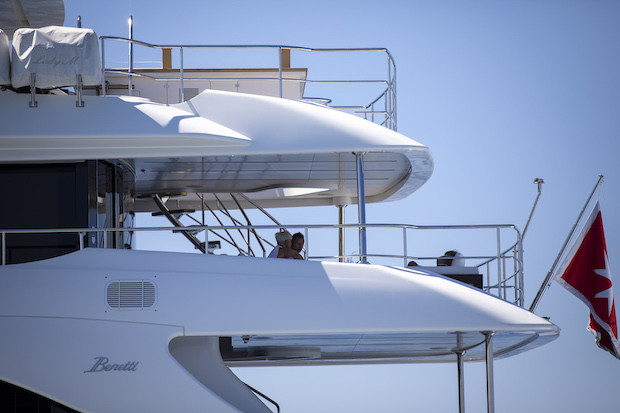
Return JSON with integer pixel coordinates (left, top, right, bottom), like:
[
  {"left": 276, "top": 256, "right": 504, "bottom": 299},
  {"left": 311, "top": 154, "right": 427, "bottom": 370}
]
[{"left": 63, "top": 1, "right": 620, "bottom": 411}]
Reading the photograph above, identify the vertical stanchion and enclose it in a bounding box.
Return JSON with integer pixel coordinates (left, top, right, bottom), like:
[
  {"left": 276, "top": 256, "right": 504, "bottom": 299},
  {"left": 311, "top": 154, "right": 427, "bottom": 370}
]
[
  {"left": 338, "top": 205, "right": 345, "bottom": 262},
  {"left": 355, "top": 153, "right": 368, "bottom": 264},
  {"left": 180, "top": 47, "right": 185, "bottom": 102},
  {"left": 101, "top": 38, "right": 106, "bottom": 96},
  {"left": 484, "top": 331, "right": 495, "bottom": 413},
  {"left": 128, "top": 16, "right": 133, "bottom": 96},
  {"left": 278, "top": 47, "right": 283, "bottom": 98},
  {"left": 402, "top": 227, "right": 408, "bottom": 267},
  {"left": 496, "top": 228, "right": 502, "bottom": 298},
  {"left": 457, "top": 351, "right": 465, "bottom": 413},
  {"left": 387, "top": 54, "right": 392, "bottom": 128},
  {"left": 304, "top": 227, "right": 309, "bottom": 260}
]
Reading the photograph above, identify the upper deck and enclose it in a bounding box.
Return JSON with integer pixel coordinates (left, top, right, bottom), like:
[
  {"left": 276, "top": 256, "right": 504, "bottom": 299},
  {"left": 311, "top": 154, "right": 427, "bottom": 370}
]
[
  {"left": 1, "top": 27, "right": 525, "bottom": 309},
  {"left": 1, "top": 29, "right": 432, "bottom": 211}
]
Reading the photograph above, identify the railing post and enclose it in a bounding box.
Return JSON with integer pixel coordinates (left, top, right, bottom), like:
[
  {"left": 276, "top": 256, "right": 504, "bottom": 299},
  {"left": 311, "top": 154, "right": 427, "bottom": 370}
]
[
  {"left": 518, "top": 233, "right": 525, "bottom": 307},
  {"left": 278, "top": 47, "right": 283, "bottom": 98},
  {"left": 101, "top": 38, "right": 106, "bottom": 96},
  {"left": 128, "top": 16, "right": 133, "bottom": 96},
  {"left": 29, "top": 73, "right": 37, "bottom": 108},
  {"left": 484, "top": 331, "right": 495, "bottom": 413},
  {"left": 392, "top": 61, "right": 397, "bottom": 130},
  {"left": 76, "top": 74, "right": 84, "bottom": 107},
  {"left": 338, "top": 205, "right": 345, "bottom": 262},
  {"left": 355, "top": 153, "right": 368, "bottom": 264},
  {"left": 456, "top": 350, "right": 465, "bottom": 413},
  {"left": 304, "top": 227, "right": 309, "bottom": 260},
  {"left": 180, "top": 46, "right": 185, "bottom": 102},
  {"left": 387, "top": 53, "right": 392, "bottom": 129},
  {"left": 513, "top": 246, "right": 519, "bottom": 304},
  {"left": 496, "top": 228, "right": 502, "bottom": 299},
  {"left": 486, "top": 262, "right": 490, "bottom": 294},
  {"left": 402, "top": 227, "right": 407, "bottom": 267},
  {"left": 384, "top": 83, "right": 388, "bottom": 129}
]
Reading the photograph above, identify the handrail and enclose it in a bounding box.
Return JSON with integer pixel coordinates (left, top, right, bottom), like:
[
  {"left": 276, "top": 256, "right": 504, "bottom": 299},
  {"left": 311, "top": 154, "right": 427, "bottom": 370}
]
[
  {"left": 0, "top": 222, "right": 521, "bottom": 235},
  {"left": 99, "top": 37, "right": 397, "bottom": 130},
  {"left": 0, "top": 222, "right": 523, "bottom": 306}
]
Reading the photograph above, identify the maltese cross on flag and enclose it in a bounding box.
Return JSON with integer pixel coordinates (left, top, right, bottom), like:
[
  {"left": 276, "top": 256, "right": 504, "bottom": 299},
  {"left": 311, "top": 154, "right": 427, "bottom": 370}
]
[{"left": 555, "top": 201, "right": 620, "bottom": 359}]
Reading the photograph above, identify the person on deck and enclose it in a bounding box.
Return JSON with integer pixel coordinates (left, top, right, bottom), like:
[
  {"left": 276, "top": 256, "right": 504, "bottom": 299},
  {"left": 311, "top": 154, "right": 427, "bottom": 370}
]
[
  {"left": 267, "top": 230, "right": 302, "bottom": 259},
  {"left": 291, "top": 232, "right": 304, "bottom": 255},
  {"left": 437, "top": 250, "right": 465, "bottom": 266}
]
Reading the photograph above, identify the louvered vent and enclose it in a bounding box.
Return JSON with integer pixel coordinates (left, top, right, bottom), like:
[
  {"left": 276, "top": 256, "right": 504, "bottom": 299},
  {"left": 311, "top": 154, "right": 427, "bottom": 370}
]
[{"left": 106, "top": 281, "right": 156, "bottom": 310}]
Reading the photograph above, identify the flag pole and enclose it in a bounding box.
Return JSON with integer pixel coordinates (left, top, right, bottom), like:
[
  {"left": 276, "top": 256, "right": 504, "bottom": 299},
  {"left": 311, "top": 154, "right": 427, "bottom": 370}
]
[{"left": 529, "top": 174, "right": 605, "bottom": 312}]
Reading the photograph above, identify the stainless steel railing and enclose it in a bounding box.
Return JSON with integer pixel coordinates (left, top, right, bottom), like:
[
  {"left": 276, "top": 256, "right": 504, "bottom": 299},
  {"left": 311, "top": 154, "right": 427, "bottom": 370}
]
[
  {"left": 99, "top": 37, "right": 397, "bottom": 130},
  {"left": 0, "top": 222, "right": 523, "bottom": 306}
]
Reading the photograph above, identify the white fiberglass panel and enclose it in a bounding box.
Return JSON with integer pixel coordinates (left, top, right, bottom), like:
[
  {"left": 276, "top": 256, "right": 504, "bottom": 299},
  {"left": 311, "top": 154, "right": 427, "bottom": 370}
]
[
  {"left": 132, "top": 89, "right": 433, "bottom": 208},
  {"left": 133, "top": 151, "right": 413, "bottom": 206},
  {"left": 0, "top": 88, "right": 432, "bottom": 205},
  {"left": 177, "top": 89, "right": 428, "bottom": 156},
  {"left": 0, "top": 249, "right": 558, "bottom": 364},
  {"left": 0, "top": 93, "right": 251, "bottom": 162}
]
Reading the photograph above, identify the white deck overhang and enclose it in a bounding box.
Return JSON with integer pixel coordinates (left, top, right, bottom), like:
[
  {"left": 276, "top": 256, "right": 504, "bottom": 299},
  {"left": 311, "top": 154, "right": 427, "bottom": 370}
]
[{"left": 0, "top": 89, "right": 433, "bottom": 209}]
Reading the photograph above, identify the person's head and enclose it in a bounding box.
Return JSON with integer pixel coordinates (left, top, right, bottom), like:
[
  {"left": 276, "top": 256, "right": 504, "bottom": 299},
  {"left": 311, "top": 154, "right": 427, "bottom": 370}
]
[
  {"left": 292, "top": 232, "right": 304, "bottom": 252},
  {"left": 437, "top": 250, "right": 458, "bottom": 266},
  {"left": 275, "top": 230, "right": 292, "bottom": 247}
]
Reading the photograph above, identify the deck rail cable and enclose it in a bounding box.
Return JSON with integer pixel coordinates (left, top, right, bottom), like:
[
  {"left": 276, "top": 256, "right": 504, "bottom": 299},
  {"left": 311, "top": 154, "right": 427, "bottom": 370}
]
[
  {"left": 99, "top": 36, "right": 397, "bottom": 130},
  {"left": 213, "top": 194, "right": 255, "bottom": 257},
  {"left": 0, "top": 222, "right": 524, "bottom": 306},
  {"left": 230, "top": 193, "right": 267, "bottom": 257},
  {"left": 176, "top": 194, "right": 276, "bottom": 257},
  {"left": 199, "top": 198, "right": 246, "bottom": 256}
]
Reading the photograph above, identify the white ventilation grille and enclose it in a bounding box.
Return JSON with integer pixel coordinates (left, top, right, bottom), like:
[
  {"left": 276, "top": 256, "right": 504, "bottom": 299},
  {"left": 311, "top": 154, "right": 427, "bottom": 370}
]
[{"left": 106, "top": 281, "right": 156, "bottom": 310}]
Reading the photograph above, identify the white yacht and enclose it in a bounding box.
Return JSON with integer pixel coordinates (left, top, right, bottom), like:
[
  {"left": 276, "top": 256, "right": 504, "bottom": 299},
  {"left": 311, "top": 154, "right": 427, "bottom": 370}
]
[{"left": 0, "top": 4, "right": 559, "bottom": 412}]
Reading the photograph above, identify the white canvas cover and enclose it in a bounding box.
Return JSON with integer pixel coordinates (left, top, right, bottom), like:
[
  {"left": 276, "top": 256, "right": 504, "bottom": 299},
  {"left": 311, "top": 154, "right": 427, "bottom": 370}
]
[
  {"left": 11, "top": 26, "right": 101, "bottom": 89},
  {"left": 0, "top": 29, "right": 9, "bottom": 85}
]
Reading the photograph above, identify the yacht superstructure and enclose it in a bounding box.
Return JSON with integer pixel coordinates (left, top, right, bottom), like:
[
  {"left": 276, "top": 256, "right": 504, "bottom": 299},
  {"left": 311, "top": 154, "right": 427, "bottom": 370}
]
[{"left": 0, "top": 17, "right": 558, "bottom": 413}]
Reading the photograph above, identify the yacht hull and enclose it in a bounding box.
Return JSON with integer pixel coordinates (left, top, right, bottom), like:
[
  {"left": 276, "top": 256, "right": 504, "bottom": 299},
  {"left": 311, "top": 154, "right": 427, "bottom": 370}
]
[{"left": 0, "top": 248, "right": 558, "bottom": 411}]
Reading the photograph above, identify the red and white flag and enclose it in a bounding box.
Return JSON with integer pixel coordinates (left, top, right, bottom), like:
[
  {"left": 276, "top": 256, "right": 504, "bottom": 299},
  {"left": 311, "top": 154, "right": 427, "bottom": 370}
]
[{"left": 555, "top": 201, "right": 620, "bottom": 359}]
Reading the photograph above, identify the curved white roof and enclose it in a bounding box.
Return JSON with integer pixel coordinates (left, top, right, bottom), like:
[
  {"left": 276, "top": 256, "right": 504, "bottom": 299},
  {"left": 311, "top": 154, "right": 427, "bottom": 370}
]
[
  {"left": 0, "top": 88, "right": 433, "bottom": 209},
  {"left": 138, "top": 89, "right": 432, "bottom": 209},
  {"left": 178, "top": 90, "right": 426, "bottom": 156}
]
